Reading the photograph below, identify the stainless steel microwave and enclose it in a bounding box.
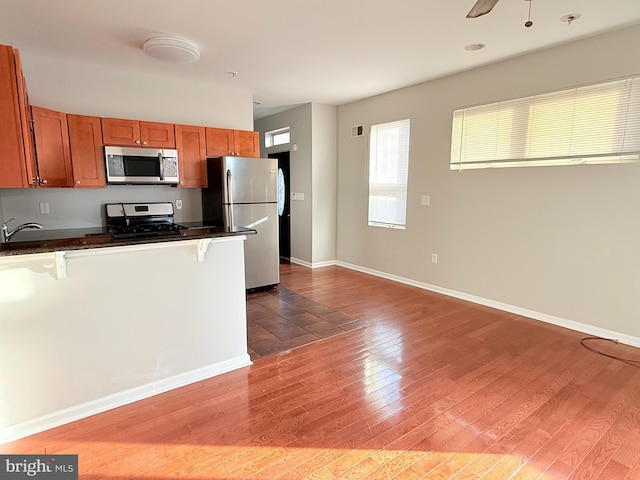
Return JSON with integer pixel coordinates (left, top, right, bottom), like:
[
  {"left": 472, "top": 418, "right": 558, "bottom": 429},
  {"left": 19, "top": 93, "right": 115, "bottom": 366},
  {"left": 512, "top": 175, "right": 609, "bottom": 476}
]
[{"left": 105, "top": 146, "right": 179, "bottom": 185}]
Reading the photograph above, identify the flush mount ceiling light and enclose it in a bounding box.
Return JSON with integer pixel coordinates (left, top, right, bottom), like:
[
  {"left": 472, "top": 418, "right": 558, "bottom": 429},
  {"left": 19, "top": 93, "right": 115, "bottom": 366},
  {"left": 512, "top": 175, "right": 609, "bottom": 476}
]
[{"left": 143, "top": 35, "right": 200, "bottom": 63}]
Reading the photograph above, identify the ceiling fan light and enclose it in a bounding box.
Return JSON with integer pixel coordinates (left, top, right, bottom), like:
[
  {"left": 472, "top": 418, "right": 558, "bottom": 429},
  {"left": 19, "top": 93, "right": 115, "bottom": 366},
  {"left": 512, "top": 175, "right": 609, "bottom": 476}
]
[{"left": 143, "top": 36, "right": 200, "bottom": 64}]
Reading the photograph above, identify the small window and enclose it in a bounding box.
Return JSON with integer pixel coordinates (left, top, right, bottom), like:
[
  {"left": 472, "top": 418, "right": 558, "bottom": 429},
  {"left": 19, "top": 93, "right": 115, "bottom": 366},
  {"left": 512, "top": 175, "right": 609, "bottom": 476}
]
[
  {"left": 265, "top": 127, "right": 290, "bottom": 148},
  {"left": 450, "top": 75, "right": 640, "bottom": 170},
  {"left": 368, "top": 119, "right": 411, "bottom": 229}
]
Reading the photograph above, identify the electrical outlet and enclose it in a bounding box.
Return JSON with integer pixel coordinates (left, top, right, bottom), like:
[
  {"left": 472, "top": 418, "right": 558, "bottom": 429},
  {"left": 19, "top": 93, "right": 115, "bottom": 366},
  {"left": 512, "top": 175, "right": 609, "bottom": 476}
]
[
  {"left": 421, "top": 195, "right": 431, "bottom": 206},
  {"left": 176, "top": 199, "right": 183, "bottom": 210},
  {"left": 431, "top": 253, "right": 438, "bottom": 264},
  {"left": 39, "top": 202, "right": 50, "bottom": 214}
]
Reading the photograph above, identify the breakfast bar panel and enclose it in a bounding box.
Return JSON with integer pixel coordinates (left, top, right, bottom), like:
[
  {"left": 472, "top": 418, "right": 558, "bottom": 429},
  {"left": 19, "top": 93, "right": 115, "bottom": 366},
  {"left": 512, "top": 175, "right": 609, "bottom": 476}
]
[{"left": 0, "top": 236, "right": 251, "bottom": 443}]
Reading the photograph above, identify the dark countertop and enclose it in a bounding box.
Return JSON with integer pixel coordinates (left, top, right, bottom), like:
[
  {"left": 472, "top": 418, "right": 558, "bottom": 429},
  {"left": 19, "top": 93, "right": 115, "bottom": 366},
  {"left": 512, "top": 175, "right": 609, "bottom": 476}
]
[{"left": 0, "top": 223, "right": 256, "bottom": 257}]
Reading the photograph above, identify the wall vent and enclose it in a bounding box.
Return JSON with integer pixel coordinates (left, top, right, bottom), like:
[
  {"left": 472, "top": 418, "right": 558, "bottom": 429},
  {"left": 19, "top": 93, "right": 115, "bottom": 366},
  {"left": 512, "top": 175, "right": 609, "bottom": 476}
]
[{"left": 351, "top": 125, "right": 364, "bottom": 138}]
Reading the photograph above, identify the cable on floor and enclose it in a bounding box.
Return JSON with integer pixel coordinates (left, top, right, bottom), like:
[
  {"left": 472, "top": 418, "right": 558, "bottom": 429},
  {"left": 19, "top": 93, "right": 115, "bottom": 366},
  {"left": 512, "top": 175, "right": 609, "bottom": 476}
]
[{"left": 580, "top": 336, "right": 640, "bottom": 368}]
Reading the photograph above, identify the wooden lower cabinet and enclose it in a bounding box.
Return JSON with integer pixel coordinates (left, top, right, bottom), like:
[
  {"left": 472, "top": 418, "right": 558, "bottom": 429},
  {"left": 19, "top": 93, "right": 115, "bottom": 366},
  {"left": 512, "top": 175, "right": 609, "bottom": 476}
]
[
  {"left": 67, "top": 114, "right": 106, "bottom": 187},
  {"left": 31, "top": 106, "right": 73, "bottom": 187},
  {"left": 205, "top": 127, "right": 260, "bottom": 158},
  {"left": 176, "top": 124, "right": 207, "bottom": 187}
]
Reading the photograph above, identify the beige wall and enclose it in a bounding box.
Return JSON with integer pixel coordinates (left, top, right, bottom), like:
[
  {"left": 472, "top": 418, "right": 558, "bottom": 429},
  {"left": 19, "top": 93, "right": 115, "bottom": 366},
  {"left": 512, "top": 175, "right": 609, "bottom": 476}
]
[
  {"left": 336, "top": 24, "right": 640, "bottom": 341},
  {"left": 256, "top": 104, "right": 313, "bottom": 264},
  {"left": 256, "top": 103, "right": 337, "bottom": 266},
  {"left": 311, "top": 104, "right": 337, "bottom": 265}
]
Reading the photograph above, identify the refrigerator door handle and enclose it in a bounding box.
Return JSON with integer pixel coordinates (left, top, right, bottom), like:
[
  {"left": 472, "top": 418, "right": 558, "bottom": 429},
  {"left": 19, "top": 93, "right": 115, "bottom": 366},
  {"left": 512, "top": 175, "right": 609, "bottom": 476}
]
[{"left": 226, "top": 169, "right": 233, "bottom": 227}]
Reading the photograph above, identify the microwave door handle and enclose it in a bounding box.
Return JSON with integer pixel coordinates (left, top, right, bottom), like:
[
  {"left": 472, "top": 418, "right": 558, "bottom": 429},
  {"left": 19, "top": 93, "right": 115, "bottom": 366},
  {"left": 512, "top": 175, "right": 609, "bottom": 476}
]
[
  {"left": 158, "top": 153, "right": 165, "bottom": 181},
  {"left": 226, "top": 169, "right": 233, "bottom": 228}
]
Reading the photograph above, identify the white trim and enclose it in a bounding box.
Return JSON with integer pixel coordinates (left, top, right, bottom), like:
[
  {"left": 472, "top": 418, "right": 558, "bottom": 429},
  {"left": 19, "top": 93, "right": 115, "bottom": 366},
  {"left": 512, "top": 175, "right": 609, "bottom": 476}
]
[
  {"left": 290, "top": 257, "right": 336, "bottom": 269},
  {"left": 0, "top": 354, "right": 252, "bottom": 445},
  {"left": 335, "top": 261, "right": 640, "bottom": 349}
]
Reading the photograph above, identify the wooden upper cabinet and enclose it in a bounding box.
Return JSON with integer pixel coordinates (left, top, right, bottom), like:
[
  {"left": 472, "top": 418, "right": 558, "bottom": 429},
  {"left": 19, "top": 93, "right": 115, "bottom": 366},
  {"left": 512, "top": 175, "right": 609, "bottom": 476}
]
[
  {"left": 234, "top": 130, "right": 260, "bottom": 158},
  {"left": 67, "top": 114, "right": 106, "bottom": 188},
  {"left": 140, "top": 121, "right": 175, "bottom": 148},
  {"left": 205, "top": 128, "right": 260, "bottom": 158},
  {"left": 101, "top": 118, "right": 175, "bottom": 148},
  {"left": 31, "top": 106, "right": 73, "bottom": 187},
  {"left": 205, "top": 127, "right": 235, "bottom": 157},
  {"left": 0, "top": 45, "right": 36, "bottom": 187},
  {"left": 175, "top": 125, "right": 207, "bottom": 188}
]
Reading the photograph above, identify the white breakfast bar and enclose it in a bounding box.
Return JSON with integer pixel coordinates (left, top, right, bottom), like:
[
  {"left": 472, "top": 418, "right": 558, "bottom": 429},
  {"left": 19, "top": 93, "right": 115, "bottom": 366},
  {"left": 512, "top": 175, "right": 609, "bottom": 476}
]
[{"left": 0, "top": 234, "right": 252, "bottom": 443}]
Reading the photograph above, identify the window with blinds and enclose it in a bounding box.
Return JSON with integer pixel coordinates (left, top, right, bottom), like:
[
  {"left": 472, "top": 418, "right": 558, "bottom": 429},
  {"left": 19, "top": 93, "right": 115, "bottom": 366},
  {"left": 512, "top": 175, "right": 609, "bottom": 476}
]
[
  {"left": 450, "top": 75, "right": 640, "bottom": 170},
  {"left": 368, "top": 119, "right": 410, "bottom": 229}
]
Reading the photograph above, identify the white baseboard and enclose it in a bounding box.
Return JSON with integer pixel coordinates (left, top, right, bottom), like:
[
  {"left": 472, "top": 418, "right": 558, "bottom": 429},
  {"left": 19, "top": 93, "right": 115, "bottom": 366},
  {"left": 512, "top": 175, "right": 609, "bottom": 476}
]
[
  {"left": 334, "top": 261, "right": 640, "bottom": 349},
  {"left": 0, "top": 354, "right": 252, "bottom": 445},
  {"left": 290, "top": 257, "right": 336, "bottom": 269}
]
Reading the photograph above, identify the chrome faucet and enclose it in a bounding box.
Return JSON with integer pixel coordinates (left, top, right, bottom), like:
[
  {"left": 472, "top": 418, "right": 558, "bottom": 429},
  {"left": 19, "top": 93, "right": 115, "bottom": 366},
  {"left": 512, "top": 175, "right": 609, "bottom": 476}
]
[{"left": 1, "top": 217, "right": 44, "bottom": 242}]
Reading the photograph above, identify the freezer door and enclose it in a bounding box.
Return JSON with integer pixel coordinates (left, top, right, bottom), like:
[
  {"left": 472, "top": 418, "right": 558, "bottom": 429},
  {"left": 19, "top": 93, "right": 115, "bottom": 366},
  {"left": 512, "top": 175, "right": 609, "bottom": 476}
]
[
  {"left": 222, "top": 156, "right": 278, "bottom": 204},
  {"left": 230, "top": 202, "right": 279, "bottom": 289}
]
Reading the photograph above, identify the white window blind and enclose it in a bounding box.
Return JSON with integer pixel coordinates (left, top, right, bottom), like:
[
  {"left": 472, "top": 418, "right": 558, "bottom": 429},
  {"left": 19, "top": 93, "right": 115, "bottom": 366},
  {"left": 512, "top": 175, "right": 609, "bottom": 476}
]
[
  {"left": 368, "top": 119, "right": 410, "bottom": 229},
  {"left": 451, "top": 75, "right": 640, "bottom": 170}
]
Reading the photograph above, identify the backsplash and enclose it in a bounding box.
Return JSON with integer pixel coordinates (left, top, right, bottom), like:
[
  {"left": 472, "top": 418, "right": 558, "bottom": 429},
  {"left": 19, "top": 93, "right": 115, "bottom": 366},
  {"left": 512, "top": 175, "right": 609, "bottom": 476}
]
[{"left": 0, "top": 186, "right": 202, "bottom": 230}]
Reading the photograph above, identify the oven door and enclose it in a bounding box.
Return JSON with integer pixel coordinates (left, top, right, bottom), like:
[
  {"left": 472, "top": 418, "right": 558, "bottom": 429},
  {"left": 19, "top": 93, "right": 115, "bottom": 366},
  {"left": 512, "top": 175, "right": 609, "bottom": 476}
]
[{"left": 105, "top": 146, "right": 179, "bottom": 184}]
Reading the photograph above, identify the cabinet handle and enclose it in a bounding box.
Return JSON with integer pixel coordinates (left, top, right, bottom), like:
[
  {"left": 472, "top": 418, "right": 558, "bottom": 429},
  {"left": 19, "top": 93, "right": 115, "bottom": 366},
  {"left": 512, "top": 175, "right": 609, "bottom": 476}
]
[
  {"left": 135, "top": 140, "right": 141, "bottom": 145},
  {"left": 41, "top": 179, "right": 48, "bottom": 184},
  {"left": 75, "top": 180, "right": 81, "bottom": 185},
  {"left": 142, "top": 141, "right": 148, "bottom": 145}
]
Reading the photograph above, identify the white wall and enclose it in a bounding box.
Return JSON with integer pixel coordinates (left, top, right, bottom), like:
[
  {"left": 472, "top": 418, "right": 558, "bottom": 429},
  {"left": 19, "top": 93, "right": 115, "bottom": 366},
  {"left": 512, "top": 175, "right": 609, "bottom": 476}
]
[
  {"left": 256, "top": 103, "right": 337, "bottom": 266},
  {"left": 21, "top": 53, "right": 254, "bottom": 129},
  {"left": 0, "top": 52, "right": 254, "bottom": 229},
  {"left": 337, "top": 24, "right": 640, "bottom": 340}
]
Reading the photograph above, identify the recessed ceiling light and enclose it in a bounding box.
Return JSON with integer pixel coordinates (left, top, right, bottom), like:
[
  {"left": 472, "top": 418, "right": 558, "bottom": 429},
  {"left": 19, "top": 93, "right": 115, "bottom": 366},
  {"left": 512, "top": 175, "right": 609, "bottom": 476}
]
[
  {"left": 465, "top": 43, "right": 486, "bottom": 51},
  {"left": 143, "top": 36, "right": 200, "bottom": 63}
]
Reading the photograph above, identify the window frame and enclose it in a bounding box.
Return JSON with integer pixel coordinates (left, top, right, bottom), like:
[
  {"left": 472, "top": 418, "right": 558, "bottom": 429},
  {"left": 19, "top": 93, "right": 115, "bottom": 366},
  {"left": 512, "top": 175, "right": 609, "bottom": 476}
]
[
  {"left": 264, "top": 127, "right": 291, "bottom": 149},
  {"left": 367, "top": 118, "right": 411, "bottom": 230}
]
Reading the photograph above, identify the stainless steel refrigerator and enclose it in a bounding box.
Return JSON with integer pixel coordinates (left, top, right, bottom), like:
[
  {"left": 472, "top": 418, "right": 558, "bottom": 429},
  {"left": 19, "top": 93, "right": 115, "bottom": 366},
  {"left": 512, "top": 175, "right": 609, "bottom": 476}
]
[{"left": 202, "top": 156, "right": 279, "bottom": 290}]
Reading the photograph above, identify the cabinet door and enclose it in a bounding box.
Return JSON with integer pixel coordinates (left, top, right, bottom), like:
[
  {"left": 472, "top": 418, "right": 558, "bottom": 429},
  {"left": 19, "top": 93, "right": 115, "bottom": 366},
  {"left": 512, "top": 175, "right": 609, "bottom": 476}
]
[
  {"left": 140, "top": 121, "right": 175, "bottom": 148},
  {"left": 67, "top": 114, "right": 106, "bottom": 188},
  {"left": 234, "top": 130, "right": 260, "bottom": 158},
  {"left": 205, "top": 127, "right": 235, "bottom": 157},
  {"left": 101, "top": 118, "right": 140, "bottom": 146},
  {"left": 0, "top": 46, "right": 34, "bottom": 187},
  {"left": 175, "top": 125, "right": 207, "bottom": 188},
  {"left": 31, "top": 106, "right": 73, "bottom": 187}
]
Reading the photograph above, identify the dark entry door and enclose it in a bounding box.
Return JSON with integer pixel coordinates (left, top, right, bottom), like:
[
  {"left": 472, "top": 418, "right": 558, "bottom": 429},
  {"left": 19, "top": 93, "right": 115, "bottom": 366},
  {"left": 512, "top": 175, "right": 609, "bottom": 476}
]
[{"left": 268, "top": 151, "right": 291, "bottom": 263}]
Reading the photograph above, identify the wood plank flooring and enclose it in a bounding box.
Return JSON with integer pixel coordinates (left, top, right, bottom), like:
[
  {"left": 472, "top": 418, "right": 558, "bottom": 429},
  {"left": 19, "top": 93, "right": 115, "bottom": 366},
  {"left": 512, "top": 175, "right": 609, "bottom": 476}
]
[{"left": 3, "top": 263, "right": 640, "bottom": 479}]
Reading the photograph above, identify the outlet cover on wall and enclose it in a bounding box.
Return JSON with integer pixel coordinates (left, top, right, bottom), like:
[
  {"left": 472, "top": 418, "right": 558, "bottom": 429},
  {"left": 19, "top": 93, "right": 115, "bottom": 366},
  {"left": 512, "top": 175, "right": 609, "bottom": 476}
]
[
  {"left": 351, "top": 125, "right": 364, "bottom": 138},
  {"left": 39, "top": 202, "right": 50, "bottom": 214}
]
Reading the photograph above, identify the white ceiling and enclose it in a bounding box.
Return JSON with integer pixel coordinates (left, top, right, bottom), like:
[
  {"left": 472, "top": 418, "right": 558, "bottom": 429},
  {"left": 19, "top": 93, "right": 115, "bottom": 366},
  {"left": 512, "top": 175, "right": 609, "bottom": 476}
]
[{"left": 1, "top": 0, "right": 640, "bottom": 119}]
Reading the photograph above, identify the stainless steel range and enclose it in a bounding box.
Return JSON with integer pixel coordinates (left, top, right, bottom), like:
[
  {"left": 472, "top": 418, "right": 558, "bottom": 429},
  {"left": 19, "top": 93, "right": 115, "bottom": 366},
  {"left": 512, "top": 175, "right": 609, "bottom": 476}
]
[{"left": 105, "top": 202, "right": 185, "bottom": 239}]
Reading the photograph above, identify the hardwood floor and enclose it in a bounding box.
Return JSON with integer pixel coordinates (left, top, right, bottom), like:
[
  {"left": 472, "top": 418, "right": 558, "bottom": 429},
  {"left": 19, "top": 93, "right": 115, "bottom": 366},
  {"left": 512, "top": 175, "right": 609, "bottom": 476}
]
[{"left": 3, "top": 263, "right": 640, "bottom": 479}]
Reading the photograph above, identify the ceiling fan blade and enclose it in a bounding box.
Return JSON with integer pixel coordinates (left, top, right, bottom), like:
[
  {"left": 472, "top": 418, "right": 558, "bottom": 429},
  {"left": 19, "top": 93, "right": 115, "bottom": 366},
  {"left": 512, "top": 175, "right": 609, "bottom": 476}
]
[{"left": 466, "top": 0, "right": 500, "bottom": 18}]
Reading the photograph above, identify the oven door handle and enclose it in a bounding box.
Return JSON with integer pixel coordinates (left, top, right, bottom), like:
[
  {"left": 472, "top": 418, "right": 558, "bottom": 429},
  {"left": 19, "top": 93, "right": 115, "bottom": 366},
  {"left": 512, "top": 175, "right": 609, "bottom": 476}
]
[{"left": 158, "top": 153, "right": 165, "bottom": 181}]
